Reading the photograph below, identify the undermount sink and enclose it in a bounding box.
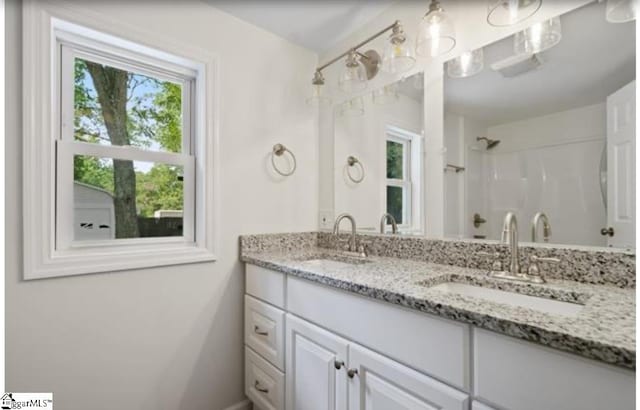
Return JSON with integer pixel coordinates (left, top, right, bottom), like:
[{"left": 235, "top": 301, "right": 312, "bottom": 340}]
[
  {"left": 429, "top": 281, "right": 585, "bottom": 317},
  {"left": 298, "top": 254, "right": 370, "bottom": 269}
]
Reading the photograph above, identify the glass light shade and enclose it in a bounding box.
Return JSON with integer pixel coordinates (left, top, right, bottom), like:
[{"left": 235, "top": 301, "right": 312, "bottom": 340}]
[
  {"left": 606, "top": 0, "right": 637, "bottom": 23},
  {"left": 416, "top": 8, "right": 456, "bottom": 57},
  {"left": 514, "top": 17, "right": 562, "bottom": 55},
  {"left": 337, "top": 97, "right": 365, "bottom": 117},
  {"left": 372, "top": 84, "right": 399, "bottom": 105},
  {"left": 487, "top": 0, "right": 542, "bottom": 27},
  {"left": 305, "top": 83, "right": 331, "bottom": 106},
  {"left": 339, "top": 52, "right": 368, "bottom": 93},
  {"left": 381, "top": 31, "right": 416, "bottom": 74},
  {"left": 447, "top": 49, "right": 484, "bottom": 78}
]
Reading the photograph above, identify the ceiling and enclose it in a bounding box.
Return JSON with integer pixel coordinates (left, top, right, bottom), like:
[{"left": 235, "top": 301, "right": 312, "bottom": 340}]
[
  {"left": 444, "top": 1, "right": 636, "bottom": 126},
  {"left": 205, "top": 0, "right": 396, "bottom": 53}
]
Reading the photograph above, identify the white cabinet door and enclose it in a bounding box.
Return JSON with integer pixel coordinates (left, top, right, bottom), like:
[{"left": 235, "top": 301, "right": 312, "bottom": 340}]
[
  {"left": 348, "top": 343, "right": 469, "bottom": 410},
  {"left": 606, "top": 80, "right": 636, "bottom": 248},
  {"left": 286, "top": 314, "right": 348, "bottom": 410}
]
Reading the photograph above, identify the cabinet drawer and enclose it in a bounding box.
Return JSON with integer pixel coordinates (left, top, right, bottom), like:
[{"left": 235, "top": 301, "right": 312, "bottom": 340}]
[
  {"left": 245, "top": 295, "right": 285, "bottom": 370},
  {"left": 287, "top": 276, "right": 471, "bottom": 390},
  {"left": 245, "top": 347, "right": 285, "bottom": 410},
  {"left": 473, "top": 328, "right": 635, "bottom": 410},
  {"left": 246, "top": 264, "right": 286, "bottom": 308}
]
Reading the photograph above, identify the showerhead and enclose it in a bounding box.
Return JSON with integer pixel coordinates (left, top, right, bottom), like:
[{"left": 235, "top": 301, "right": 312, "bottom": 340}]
[{"left": 476, "top": 137, "right": 500, "bottom": 150}]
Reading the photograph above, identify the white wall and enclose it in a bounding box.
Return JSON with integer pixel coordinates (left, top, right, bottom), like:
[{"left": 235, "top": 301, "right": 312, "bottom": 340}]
[
  {"left": 470, "top": 103, "right": 607, "bottom": 246},
  {"left": 5, "top": 1, "right": 318, "bottom": 409},
  {"left": 334, "top": 93, "right": 422, "bottom": 231}
]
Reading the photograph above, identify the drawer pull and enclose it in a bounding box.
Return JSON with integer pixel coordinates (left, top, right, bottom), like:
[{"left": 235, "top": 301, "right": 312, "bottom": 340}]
[
  {"left": 334, "top": 360, "right": 344, "bottom": 370},
  {"left": 254, "top": 380, "right": 269, "bottom": 394},
  {"left": 347, "top": 368, "right": 358, "bottom": 378},
  {"left": 254, "top": 325, "right": 269, "bottom": 336}
]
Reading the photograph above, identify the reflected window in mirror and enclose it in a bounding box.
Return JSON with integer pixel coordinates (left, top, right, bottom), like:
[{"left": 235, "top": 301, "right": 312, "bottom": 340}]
[{"left": 386, "top": 126, "right": 421, "bottom": 229}]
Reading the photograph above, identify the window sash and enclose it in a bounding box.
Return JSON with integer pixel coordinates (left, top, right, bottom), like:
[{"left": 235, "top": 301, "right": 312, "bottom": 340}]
[
  {"left": 59, "top": 43, "right": 195, "bottom": 155},
  {"left": 56, "top": 140, "right": 196, "bottom": 251}
]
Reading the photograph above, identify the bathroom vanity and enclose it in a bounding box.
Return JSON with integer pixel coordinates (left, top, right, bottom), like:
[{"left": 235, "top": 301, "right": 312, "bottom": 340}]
[{"left": 240, "top": 232, "right": 635, "bottom": 410}]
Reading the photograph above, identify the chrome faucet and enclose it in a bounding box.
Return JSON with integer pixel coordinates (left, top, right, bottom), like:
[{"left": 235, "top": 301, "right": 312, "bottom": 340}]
[
  {"left": 531, "top": 212, "right": 552, "bottom": 243},
  {"left": 333, "top": 213, "right": 357, "bottom": 252},
  {"left": 479, "top": 211, "right": 560, "bottom": 283},
  {"left": 379, "top": 213, "right": 398, "bottom": 234},
  {"left": 501, "top": 212, "right": 520, "bottom": 274}
]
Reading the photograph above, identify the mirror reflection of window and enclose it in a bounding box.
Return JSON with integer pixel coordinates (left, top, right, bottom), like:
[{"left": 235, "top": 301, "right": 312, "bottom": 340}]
[{"left": 386, "top": 129, "right": 415, "bottom": 227}]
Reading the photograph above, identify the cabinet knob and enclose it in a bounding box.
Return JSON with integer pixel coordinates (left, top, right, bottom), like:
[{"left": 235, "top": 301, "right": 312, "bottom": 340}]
[
  {"left": 601, "top": 227, "right": 615, "bottom": 237},
  {"left": 254, "top": 380, "right": 269, "bottom": 394},
  {"left": 254, "top": 325, "right": 269, "bottom": 336},
  {"left": 334, "top": 360, "right": 344, "bottom": 370},
  {"left": 347, "top": 368, "right": 358, "bottom": 378}
]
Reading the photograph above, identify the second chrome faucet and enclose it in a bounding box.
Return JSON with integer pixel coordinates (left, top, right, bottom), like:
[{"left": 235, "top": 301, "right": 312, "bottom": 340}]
[{"left": 479, "top": 212, "right": 560, "bottom": 284}]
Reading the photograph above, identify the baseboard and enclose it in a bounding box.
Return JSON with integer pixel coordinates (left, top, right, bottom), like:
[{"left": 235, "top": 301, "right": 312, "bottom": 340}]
[{"left": 222, "top": 398, "right": 252, "bottom": 410}]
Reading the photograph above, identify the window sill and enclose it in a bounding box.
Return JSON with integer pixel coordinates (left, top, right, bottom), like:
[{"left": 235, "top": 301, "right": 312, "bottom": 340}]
[{"left": 26, "top": 244, "right": 217, "bottom": 280}]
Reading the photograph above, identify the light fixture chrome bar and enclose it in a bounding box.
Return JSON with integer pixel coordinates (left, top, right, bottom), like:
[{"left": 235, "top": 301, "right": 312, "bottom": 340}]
[{"left": 316, "top": 20, "right": 400, "bottom": 72}]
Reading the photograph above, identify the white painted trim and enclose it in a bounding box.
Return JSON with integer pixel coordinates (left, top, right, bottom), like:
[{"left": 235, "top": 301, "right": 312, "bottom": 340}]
[
  {"left": 22, "top": 0, "right": 220, "bottom": 279},
  {"left": 222, "top": 399, "right": 252, "bottom": 410},
  {"left": 0, "top": 0, "right": 6, "bottom": 391}
]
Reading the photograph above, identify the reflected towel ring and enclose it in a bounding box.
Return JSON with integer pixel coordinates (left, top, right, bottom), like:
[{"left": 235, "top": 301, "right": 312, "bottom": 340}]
[
  {"left": 347, "top": 156, "right": 365, "bottom": 183},
  {"left": 271, "top": 143, "right": 297, "bottom": 177}
]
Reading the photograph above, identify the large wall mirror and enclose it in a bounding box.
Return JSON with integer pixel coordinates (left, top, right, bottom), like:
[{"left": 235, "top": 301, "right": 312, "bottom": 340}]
[
  {"left": 334, "top": 72, "right": 425, "bottom": 234},
  {"left": 444, "top": 1, "right": 635, "bottom": 249},
  {"left": 331, "top": 1, "right": 635, "bottom": 249}
]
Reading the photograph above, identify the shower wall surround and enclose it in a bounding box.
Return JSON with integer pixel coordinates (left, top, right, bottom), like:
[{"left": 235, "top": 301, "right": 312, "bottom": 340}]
[
  {"left": 449, "top": 103, "right": 608, "bottom": 246},
  {"left": 240, "top": 232, "right": 635, "bottom": 288}
]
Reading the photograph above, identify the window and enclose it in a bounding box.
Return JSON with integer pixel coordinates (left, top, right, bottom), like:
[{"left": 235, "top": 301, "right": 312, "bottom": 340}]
[
  {"left": 23, "top": 7, "right": 217, "bottom": 279},
  {"left": 386, "top": 135, "right": 412, "bottom": 226},
  {"left": 58, "top": 50, "right": 195, "bottom": 246}
]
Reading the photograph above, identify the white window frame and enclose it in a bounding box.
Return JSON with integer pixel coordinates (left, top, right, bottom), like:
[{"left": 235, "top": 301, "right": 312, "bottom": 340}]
[{"left": 23, "top": 3, "right": 219, "bottom": 279}]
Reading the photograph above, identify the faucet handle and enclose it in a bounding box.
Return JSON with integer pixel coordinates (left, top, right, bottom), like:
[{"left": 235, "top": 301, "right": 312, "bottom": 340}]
[
  {"left": 526, "top": 255, "right": 560, "bottom": 283},
  {"left": 357, "top": 238, "right": 373, "bottom": 257}
]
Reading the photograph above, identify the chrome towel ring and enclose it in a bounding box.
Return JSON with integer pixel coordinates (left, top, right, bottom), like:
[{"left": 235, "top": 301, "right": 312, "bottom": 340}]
[
  {"left": 346, "top": 156, "right": 365, "bottom": 183},
  {"left": 271, "top": 143, "right": 297, "bottom": 177}
]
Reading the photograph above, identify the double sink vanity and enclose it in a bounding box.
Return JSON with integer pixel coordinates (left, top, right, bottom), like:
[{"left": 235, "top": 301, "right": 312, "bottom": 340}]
[{"left": 240, "top": 229, "right": 635, "bottom": 410}]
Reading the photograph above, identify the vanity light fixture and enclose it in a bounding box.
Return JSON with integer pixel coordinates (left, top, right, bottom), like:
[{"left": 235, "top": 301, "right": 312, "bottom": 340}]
[
  {"left": 514, "top": 17, "right": 562, "bottom": 55},
  {"left": 447, "top": 48, "right": 484, "bottom": 78},
  {"left": 416, "top": 0, "right": 456, "bottom": 57},
  {"left": 305, "top": 70, "right": 331, "bottom": 106},
  {"left": 307, "top": 20, "right": 414, "bottom": 103},
  {"left": 381, "top": 23, "right": 416, "bottom": 74},
  {"left": 606, "top": 0, "right": 637, "bottom": 23},
  {"left": 339, "top": 49, "right": 369, "bottom": 93},
  {"left": 487, "top": 0, "right": 542, "bottom": 27}
]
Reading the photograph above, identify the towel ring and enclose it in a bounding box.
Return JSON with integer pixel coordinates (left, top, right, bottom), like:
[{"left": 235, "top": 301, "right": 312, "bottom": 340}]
[
  {"left": 271, "top": 144, "right": 296, "bottom": 177},
  {"left": 346, "top": 156, "right": 365, "bottom": 183}
]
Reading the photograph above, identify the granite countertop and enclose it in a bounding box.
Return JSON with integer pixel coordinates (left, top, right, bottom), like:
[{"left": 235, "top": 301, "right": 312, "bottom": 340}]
[{"left": 241, "top": 247, "right": 636, "bottom": 370}]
